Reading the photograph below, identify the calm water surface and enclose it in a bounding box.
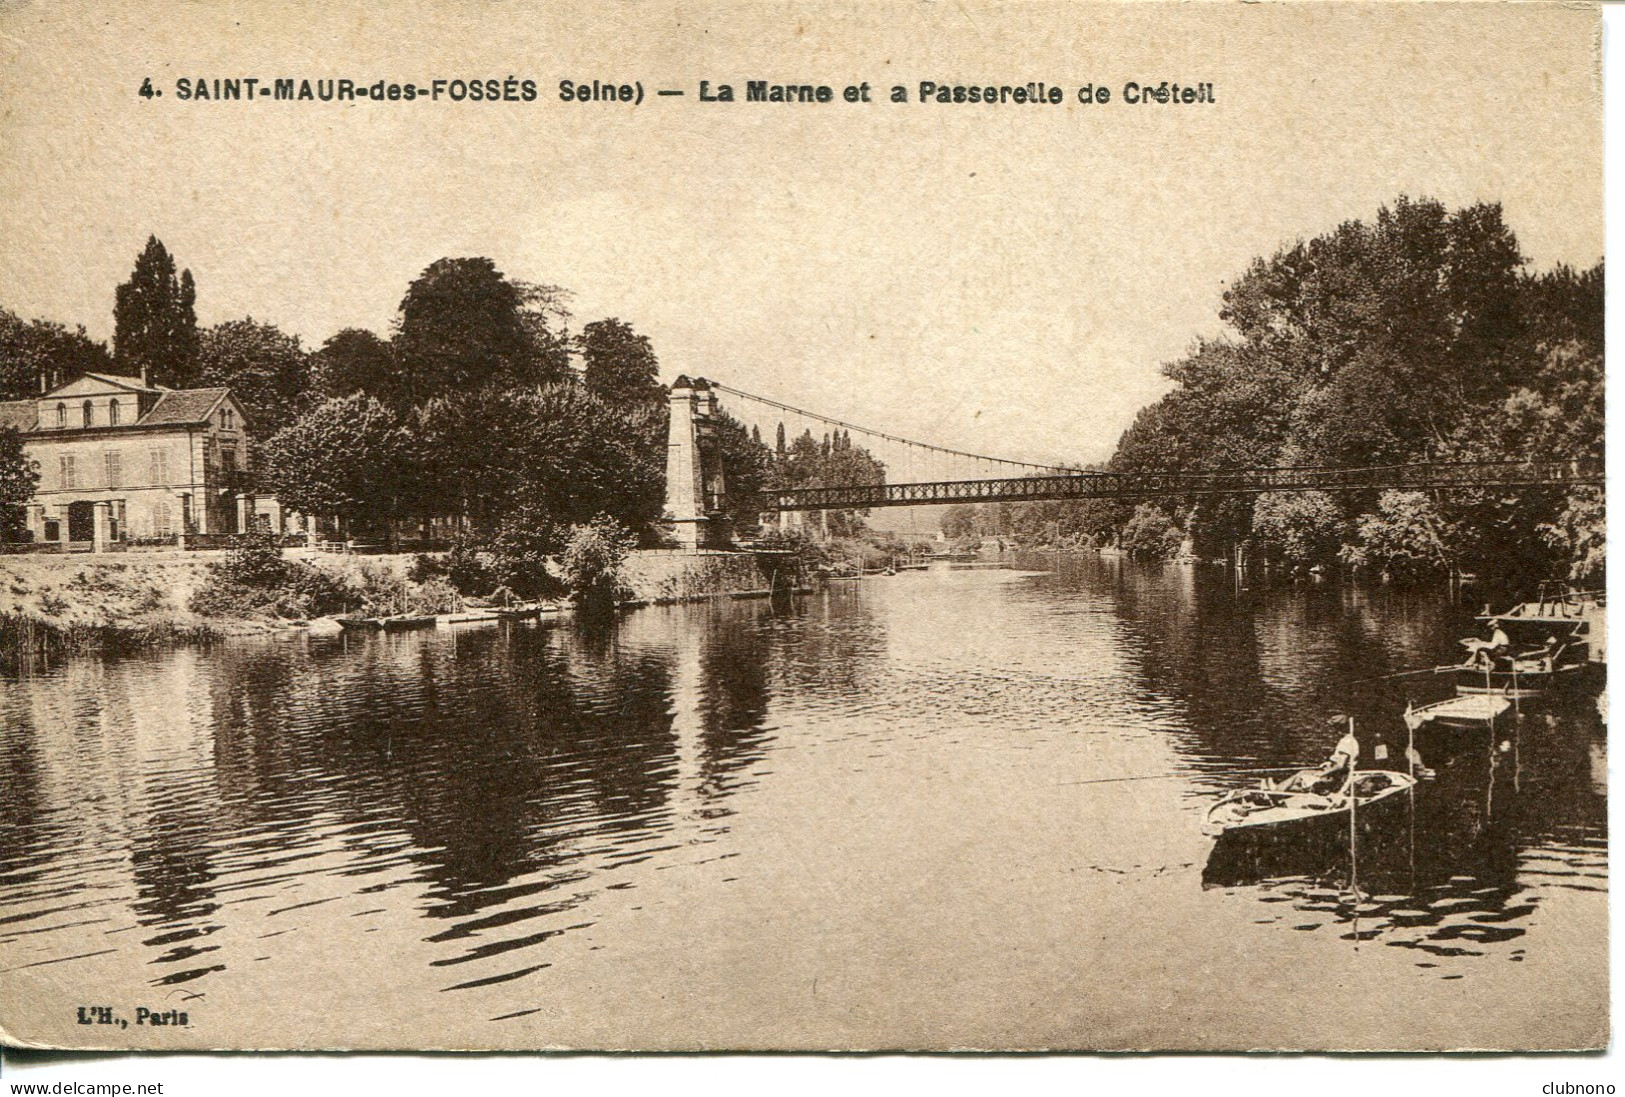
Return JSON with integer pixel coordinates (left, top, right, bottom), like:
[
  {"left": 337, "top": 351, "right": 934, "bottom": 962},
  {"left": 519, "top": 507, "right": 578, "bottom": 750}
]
[{"left": 0, "top": 556, "right": 1606, "bottom": 1049}]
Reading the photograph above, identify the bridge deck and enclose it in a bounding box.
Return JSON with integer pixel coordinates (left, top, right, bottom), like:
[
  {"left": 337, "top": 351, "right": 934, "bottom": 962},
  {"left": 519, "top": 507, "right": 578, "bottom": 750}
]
[{"left": 744, "top": 460, "right": 1603, "bottom": 512}]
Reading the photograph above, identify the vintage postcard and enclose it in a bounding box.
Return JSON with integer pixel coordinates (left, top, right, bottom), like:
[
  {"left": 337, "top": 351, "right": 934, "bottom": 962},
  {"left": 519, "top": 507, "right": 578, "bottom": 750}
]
[{"left": 0, "top": 0, "right": 1606, "bottom": 1053}]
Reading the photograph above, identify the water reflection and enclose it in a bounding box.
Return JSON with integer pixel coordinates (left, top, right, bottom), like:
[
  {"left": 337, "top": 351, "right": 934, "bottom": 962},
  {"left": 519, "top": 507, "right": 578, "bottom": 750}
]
[
  {"left": 0, "top": 604, "right": 789, "bottom": 997},
  {"left": 0, "top": 559, "right": 1606, "bottom": 1047}
]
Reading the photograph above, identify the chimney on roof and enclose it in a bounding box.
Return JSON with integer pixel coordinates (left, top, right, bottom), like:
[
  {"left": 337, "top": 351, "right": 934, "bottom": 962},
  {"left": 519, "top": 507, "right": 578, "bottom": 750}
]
[
  {"left": 39, "top": 370, "right": 47, "bottom": 396},
  {"left": 140, "top": 364, "right": 148, "bottom": 387}
]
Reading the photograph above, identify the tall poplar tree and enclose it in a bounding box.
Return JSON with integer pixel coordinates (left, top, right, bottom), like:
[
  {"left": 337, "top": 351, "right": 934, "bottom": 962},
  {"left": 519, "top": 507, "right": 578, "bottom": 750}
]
[
  {"left": 113, "top": 236, "right": 198, "bottom": 388},
  {"left": 581, "top": 318, "right": 663, "bottom": 413}
]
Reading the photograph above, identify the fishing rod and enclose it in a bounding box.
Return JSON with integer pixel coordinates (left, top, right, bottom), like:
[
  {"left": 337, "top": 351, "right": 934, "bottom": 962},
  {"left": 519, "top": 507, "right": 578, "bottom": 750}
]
[
  {"left": 1053, "top": 766, "right": 1309, "bottom": 788},
  {"left": 1353, "top": 665, "right": 1459, "bottom": 685}
]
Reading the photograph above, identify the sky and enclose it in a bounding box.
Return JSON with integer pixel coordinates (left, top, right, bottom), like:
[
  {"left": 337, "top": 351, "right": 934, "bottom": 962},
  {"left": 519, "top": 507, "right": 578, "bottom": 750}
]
[{"left": 0, "top": 1, "right": 1603, "bottom": 468}]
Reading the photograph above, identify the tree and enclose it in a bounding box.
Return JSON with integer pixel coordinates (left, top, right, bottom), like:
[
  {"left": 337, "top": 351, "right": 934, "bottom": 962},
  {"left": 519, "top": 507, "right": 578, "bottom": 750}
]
[
  {"left": 0, "top": 427, "right": 39, "bottom": 541},
  {"left": 1120, "top": 503, "right": 1185, "bottom": 559},
  {"left": 581, "top": 318, "right": 663, "bottom": 412},
  {"left": 770, "top": 426, "right": 886, "bottom": 538},
  {"left": 941, "top": 506, "right": 978, "bottom": 543},
  {"left": 196, "top": 319, "right": 310, "bottom": 437},
  {"left": 708, "top": 410, "right": 773, "bottom": 500},
  {"left": 561, "top": 516, "right": 637, "bottom": 611},
  {"left": 113, "top": 236, "right": 198, "bottom": 387},
  {"left": 515, "top": 281, "right": 576, "bottom": 387},
  {"left": 0, "top": 309, "right": 113, "bottom": 399},
  {"left": 1542, "top": 488, "right": 1605, "bottom": 585},
  {"left": 1084, "top": 194, "right": 1601, "bottom": 581},
  {"left": 1251, "top": 491, "right": 1346, "bottom": 566},
  {"left": 392, "top": 257, "right": 535, "bottom": 404},
  {"left": 309, "top": 328, "right": 398, "bottom": 405},
  {"left": 258, "top": 395, "right": 420, "bottom": 540},
  {"left": 416, "top": 382, "right": 664, "bottom": 549},
  {"left": 1341, "top": 491, "right": 1453, "bottom": 580}
]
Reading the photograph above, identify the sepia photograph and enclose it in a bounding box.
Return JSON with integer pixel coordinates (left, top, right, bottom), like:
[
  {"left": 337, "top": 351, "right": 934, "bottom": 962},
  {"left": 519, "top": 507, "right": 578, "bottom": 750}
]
[{"left": 0, "top": 0, "right": 1608, "bottom": 1062}]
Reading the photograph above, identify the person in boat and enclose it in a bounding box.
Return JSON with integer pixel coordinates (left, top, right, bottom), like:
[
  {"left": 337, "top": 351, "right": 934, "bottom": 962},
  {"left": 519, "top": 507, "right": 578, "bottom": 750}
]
[
  {"left": 1279, "top": 727, "right": 1360, "bottom": 796},
  {"left": 1524, "top": 636, "right": 1562, "bottom": 672},
  {"left": 1461, "top": 619, "right": 1511, "bottom": 668}
]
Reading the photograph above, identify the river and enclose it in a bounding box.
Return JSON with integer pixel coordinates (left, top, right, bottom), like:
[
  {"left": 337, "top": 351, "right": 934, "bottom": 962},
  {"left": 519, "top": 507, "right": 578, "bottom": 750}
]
[{"left": 0, "top": 555, "right": 1607, "bottom": 1050}]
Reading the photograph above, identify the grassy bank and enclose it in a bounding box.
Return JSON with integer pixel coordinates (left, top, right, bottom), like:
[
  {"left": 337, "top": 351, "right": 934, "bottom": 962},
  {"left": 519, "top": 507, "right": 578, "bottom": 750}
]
[
  {"left": 0, "top": 555, "right": 242, "bottom": 665},
  {"left": 0, "top": 546, "right": 788, "bottom": 664}
]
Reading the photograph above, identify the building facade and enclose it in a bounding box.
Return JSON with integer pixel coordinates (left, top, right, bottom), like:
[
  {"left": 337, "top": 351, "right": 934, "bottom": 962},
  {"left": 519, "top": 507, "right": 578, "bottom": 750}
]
[{"left": 0, "top": 373, "right": 285, "bottom": 548}]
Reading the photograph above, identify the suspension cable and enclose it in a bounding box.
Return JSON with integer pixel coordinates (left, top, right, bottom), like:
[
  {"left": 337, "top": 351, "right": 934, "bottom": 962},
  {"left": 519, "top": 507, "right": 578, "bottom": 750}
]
[{"left": 708, "top": 381, "right": 1070, "bottom": 473}]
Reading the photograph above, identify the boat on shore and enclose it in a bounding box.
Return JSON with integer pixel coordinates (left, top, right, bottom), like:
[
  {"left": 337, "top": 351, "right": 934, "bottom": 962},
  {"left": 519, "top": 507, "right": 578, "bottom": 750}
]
[
  {"left": 438, "top": 608, "right": 506, "bottom": 625},
  {"left": 338, "top": 613, "right": 437, "bottom": 631}
]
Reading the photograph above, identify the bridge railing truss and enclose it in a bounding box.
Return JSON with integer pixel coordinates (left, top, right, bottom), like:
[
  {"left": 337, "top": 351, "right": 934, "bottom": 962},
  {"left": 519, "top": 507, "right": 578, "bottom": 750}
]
[{"left": 736, "top": 459, "right": 1604, "bottom": 513}]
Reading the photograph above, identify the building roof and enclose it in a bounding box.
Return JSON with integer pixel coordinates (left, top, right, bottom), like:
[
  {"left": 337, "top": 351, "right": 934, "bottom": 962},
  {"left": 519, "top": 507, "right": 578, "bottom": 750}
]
[
  {"left": 1, "top": 382, "right": 238, "bottom": 435},
  {"left": 140, "top": 388, "right": 230, "bottom": 426},
  {"left": 80, "top": 373, "right": 160, "bottom": 393}
]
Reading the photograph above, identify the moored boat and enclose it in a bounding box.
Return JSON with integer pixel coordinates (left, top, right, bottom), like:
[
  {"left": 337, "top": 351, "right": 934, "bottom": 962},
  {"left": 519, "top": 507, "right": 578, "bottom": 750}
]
[
  {"left": 378, "top": 613, "right": 437, "bottom": 630},
  {"left": 1406, "top": 693, "right": 1512, "bottom": 730},
  {"left": 1202, "top": 770, "right": 1416, "bottom": 838},
  {"left": 339, "top": 612, "right": 436, "bottom": 630},
  {"left": 1453, "top": 657, "right": 1589, "bottom": 698},
  {"left": 438, "top": 608, "right": 506, "bottom": 625},
  {"left": 1476, "top": 583, "right": 1606, "bottom": 664}
]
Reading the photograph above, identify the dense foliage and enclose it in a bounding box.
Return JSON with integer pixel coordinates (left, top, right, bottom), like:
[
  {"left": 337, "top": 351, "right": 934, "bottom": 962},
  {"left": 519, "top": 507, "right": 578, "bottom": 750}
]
[
  {"left": 196, "top": 318, "right": 311, "bottom": 436},
  {"left": 941, "top": 197, "right": 1603, "bottom": 581},
  {"left": 113, "top": 236, "right": 198, "bottom": 387},
  {"left": 0, "top": 427, "right": 39, "bottom": 541},
  {"left": 0, "top": 310, "right": 113, "bottom": 399},
  {"left": 257, "top": 394, "right": 422, "bottom": 540},
  {"left": 188, "top": 535, "right": 350, "bottom": 619},
  {"left": 561, "top": 516, "right": 638, "bottom": 610},
  {"left": 250, "top": 261, "right": 670, "bottom": 595}
]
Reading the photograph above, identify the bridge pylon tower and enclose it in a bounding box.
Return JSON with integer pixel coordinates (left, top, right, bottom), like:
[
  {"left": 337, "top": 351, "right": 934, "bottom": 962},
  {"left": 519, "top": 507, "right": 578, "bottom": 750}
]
[{"left": 664, "top": 375, "right": 731, "bottom": 550}]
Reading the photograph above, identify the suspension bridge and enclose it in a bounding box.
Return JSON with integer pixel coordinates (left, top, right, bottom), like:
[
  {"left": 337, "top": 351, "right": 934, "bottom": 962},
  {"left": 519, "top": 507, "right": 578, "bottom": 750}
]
[{"left": 662, "top": 376, "right": 1603, "bottom": 546}]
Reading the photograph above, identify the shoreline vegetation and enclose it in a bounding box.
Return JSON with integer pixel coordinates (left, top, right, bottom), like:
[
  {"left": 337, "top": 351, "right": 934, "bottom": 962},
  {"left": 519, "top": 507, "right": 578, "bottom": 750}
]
[
  {"left": 1, "top": 195, "right": 1603, "bottom": 664},
  {"left": 0, "top": 529, "right": 928, "bottom": 664},
  {"left": 936, "top": 198, "right": 1602, "bottom": 588}
]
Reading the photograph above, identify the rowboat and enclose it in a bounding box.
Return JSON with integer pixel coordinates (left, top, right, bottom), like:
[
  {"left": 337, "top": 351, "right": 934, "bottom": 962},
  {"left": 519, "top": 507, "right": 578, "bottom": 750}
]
[
  {"left": 1201, "top": 770, "right": 1416, "bottom": 838},
  {"left": 1453, "top": 656, "right": 1589, "bottom": 698},
  {"left": 438, "top": 608, "right": 505, "bottom": 625},
  {"left": 1406, "top": 693, "right": 1513, "bottom": 730},
  {"left": 338, "top": 613, "right": 436, "bottom": 631},
  {"left": 378, "top": 614, "right": 437, "bottom": 630}
]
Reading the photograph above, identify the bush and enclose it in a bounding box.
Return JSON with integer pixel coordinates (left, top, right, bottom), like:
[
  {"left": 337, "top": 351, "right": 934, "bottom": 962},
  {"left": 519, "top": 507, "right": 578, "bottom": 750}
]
[
  {"left": 562, "top": 517, "right": 636, "bottom": 608},
  {"left": 1120, "top": 504, "right": 1186, "bottom": 559},
  {"left": 754, "top": 528, "right": 830, "bottom": 572},
  {"left": 1341, "top": 490, "right": 1453, "bottom": 581},
  {"left": 406, "top": 553, "right": 447, "bottom": 585},
  {"left": 190, "top": 536, "right": 352, "bottom": 619},
  {"left": 218, "top": 534, "right": 293, "bottom": 588},
  {"left": 1252, "top": 491, "right": 1347, "bottom": 566}
]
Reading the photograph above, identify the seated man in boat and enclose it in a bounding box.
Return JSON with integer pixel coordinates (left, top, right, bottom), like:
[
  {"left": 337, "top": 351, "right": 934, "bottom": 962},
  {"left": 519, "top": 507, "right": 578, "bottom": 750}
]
[
  {"left": 1278, "top": 727, "right": 1360, "bottom": 796},
  {"left": 1461, "top": 619, "right": 1511, "bottom": 668}
]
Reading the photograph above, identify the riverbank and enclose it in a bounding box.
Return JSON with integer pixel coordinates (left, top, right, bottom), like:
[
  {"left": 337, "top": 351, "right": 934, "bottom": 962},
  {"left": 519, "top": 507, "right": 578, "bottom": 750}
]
[
  {"left": 0, "top": 554, "right": 258, "bottom": 662},
  {"left": 0, "top": 547, "right": 788, "bottom": 659}
]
